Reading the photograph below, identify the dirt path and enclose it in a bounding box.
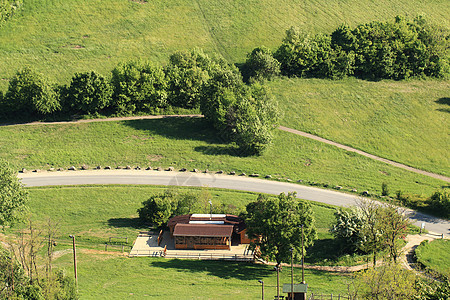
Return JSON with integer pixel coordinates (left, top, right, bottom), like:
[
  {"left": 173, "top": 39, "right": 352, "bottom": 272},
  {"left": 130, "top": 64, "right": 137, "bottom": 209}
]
[
  {"left": 1, "top": 114, "right": 203, "bottom": 127},
  {"left": 261, "top": 234, "right": 439, "bottom": 274},
  {"left": 279, "top": 126, "right": 450, "bottom": 183},
  {"left": 3, "top": 114, "right": 448, "bottom": 183}
]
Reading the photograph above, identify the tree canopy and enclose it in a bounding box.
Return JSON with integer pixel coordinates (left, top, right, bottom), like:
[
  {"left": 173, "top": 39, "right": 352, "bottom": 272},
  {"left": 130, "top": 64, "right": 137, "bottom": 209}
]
[
  {"left": 0, "top": 160, "right": 28, "bottom": 229},
  {"left": 243, "top": 192, "right": 317, "bottom": 266}
]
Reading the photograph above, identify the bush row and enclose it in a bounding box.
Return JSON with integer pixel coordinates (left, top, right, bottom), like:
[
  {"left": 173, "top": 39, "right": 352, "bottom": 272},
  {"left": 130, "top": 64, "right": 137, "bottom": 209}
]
[
  {"left": 0, "top": 49, "right": 279, "bottom": 155},
  {"left": 243, "top": 16, "right": 449, "bottom": 81}
]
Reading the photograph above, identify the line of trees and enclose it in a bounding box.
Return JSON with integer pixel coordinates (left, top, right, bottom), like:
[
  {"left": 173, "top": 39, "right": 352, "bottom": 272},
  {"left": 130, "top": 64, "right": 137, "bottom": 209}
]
[
  {"left": 0, "top": 49, "right": 279, "bottom": 155},
  {"left": 242, "top": 16, "right": 449, "bottom": 81}
]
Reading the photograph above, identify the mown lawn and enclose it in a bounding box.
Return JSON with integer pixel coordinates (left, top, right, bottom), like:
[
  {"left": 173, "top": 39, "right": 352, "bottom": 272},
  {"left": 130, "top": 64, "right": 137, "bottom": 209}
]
[
  {"left": 52, "top": 255, "right": 351, "bottom": 299},
  {"left": 21, "top": 185, "right": 334, "bottom": 249},
  {"left": 269, "top": 77, "right": 450, "bottom": 177},
  {"left": 0, "top": 0, "right": 448, "bottom": 89},
  {"left": 17, "top": 185, "right": 351, "bottom": 299},
  {"left": 415, "top": 239, "right": 450, "bottom": 278},
  {"left": 1, "top": 117, "right": 446, "bottom": 195}
]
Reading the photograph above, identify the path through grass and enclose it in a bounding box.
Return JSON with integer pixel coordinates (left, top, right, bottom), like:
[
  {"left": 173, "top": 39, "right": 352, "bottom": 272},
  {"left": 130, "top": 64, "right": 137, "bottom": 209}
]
[
  {"left": 270, "top": 78, "right": 450, "bottom": 177},
  {"left": 1, "top": 117, "right": 446, "bottom": 195}
]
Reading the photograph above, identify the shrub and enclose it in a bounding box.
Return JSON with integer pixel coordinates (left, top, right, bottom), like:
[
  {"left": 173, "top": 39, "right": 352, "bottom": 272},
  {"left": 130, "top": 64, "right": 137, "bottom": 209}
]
[
  {"left": 4, "top": 67, "right": 60, "bottom": 117},
  {"left": 137, "top": 191, "right": 178, "bottom": 227},
  {"left": 66, "top": 71, "right": 112, "bottom": 115},
  {"left": 111, "top": 60, "right": 167, "bottom": 114},
  {"left": 330, "top": 207, "right": 365, "bottom": 253},
  {"left": 0, "top": 0, "right": 22, "bottom": 27},
  {"left": 427, "top": 191, "right": 450, "bottom": 218},
  {"left": 243, "top": 46, "right": 280, "bottom": 82}
]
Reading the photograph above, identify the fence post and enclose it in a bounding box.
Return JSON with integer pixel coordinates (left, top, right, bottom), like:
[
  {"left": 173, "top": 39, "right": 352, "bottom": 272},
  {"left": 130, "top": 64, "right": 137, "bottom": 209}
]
[{"left": 105, "top": 244, "right": 107, "bottom": 251}]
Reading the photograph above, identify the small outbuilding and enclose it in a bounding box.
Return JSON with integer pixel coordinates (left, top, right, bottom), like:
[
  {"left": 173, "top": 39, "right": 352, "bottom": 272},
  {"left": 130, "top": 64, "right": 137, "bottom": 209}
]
[{"left": 168, "top": 214, "right": 251, "bottom": 250}]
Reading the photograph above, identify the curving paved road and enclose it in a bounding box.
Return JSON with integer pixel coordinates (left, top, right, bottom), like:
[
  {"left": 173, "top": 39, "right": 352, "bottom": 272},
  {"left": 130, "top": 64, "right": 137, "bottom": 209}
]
[{"left": 18, "top": 170, "right": 449, "bottom": 236}]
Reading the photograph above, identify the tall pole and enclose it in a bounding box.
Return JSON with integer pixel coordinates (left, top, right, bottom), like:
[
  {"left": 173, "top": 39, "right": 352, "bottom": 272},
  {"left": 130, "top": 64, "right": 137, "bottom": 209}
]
[
  {"left": 258, "top": 280, "right": 264, "bottom": 300},
  {"left": 208, "top": 200, "right": 212, "bottom": 220},
  {"left": 69, "top": 235, "right": 77, "bottom": 286},
  {"left": 301, "top": 225, "right": 305, "bottom": 284},
  {"left": 290, "top": 248, "right": 294, "bottom": 300},
  {"left": 276, "top": 265, "right": 280, "bottom": 300}
]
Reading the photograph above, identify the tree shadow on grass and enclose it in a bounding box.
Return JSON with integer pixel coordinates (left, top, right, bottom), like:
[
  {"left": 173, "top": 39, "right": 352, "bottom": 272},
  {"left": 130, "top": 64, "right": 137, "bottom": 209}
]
[
  {"left": 194, "top": 145, "right": 244, "bottom": 157},
  {"left": 122, "top": 117, "right": 250, "bottom": 158},
  {"left": 436, "top": 97, "right": 450, "bottom": 113},
  {"left": 305, "top": 238, "right": 344, "bottom": 265},
  {"left": 121, "top": 117, "right": 224, "bottom": 144},
  {"left": 150, "top": 259, "right": 273, "bottom": 281},
  {"left": 107, "top": 217, "right": 145, "bottom": 229}
]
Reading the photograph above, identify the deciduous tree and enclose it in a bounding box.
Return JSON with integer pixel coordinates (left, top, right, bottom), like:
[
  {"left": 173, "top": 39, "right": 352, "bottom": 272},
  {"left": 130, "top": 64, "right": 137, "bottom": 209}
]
[
  {"left": 243, "top": 192, "right": 317, "bottom": 265},
  {"left": 0, "top": 160, "right": 28, "bottom": 229}
]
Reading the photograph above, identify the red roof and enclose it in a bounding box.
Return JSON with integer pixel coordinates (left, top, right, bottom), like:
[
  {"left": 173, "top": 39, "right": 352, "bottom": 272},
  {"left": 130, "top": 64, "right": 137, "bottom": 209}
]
[{"left": 173, "top": 224, "right": 234, "bottom": 237}]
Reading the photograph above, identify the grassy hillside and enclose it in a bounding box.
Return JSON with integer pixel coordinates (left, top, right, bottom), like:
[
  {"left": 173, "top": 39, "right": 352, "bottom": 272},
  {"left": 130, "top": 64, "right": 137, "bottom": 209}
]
[
  {"left": 0, "top": 0, "right": 449, "bottom": 89},
  {"left": 1, "top": 118, "right": 446, "bottom": 195},
  {"left": 269, "top": 78, "right": 450, "bottom": 177}
]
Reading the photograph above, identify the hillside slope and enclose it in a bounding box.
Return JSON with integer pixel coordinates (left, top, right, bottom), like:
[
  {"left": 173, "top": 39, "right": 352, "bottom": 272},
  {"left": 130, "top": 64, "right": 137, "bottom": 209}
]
[
  {"left": 0, "top": 0, "right": 449, "bottom": 88},
  {"left": 269, "top": 78, "right": 450, "bottom": 177}
]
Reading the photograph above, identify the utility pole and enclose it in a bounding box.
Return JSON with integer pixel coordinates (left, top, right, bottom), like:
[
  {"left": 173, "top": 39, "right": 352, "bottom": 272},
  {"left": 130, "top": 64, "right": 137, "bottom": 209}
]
[
  {"left": 258, "top": 280, "right": 264, "bottom": 300},
  {"left": 276, "top": 264, "right": 280, "bottom": 300},
  {"left": 290, "top": 248, "right": 294, "bottom": 300},
  {"left": 301, "top": 225, "right": 305, "bottom": 284},
  {"left": 208, "top": 200, "right": 212, "bottom": 220},
  {"left": 69, "top": 235, "right": 77, "bottom": 286}
]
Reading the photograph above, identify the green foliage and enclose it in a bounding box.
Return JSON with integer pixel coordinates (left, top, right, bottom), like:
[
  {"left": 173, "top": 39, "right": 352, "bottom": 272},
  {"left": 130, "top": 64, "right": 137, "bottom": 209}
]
[
  {"left": 352, "top": 263, "right": 416, "bottom": 299},
  {"left": 111, "top": 60, "right": 167, "bottom": 115},
  {"left": 166, "top": 49, "right": 233, "bottom": 109},
  {"left": 231, "top": 84, "right": 279, "bottom": 155},
  {"left": 275, "top": 16, "right": 448, "bottom": 80},
  {"left": 0, "top": 246, "right": 78, "bottom": 299},
  {"left": 66, "top": 71, "right": 112, "bottom": 115},
  {"left": 331, "top": 201, "right": 409, "bottom": 263},
  {"left": 243, "top": 192, "right": 317, "bottom": 265},
  {"left": 5, "top": 67, "right": 60, "bottom": 117},
  {"left": 137, "top": 190, "right": 178, "bottom": 227},
  {"left": 330, "top": 207, "right": 365, "bottom": 253},
  {"left": 415, "top": 277, "right": 450, "bottom": 300},
  {"left": 0, "top": 0, "right": 22, "bottom": 27},
  {"left": 0, "top": 160, "right": 28, "bottom": 228},
  {"left": 381, "top": 182, "right": 389, "bottom": 196},
  {"left": 275, "top": 27, "right": 354, "bottom": 79},
  {"left": 426, "top": 190, "right": 450, "bottom": 219},
  {"left": 243, "top": 46, "right": 280, "bottom": 82}
]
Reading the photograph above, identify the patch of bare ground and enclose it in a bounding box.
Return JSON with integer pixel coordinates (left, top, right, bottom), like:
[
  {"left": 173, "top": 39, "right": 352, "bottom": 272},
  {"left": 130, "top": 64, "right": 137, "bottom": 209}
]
[
  {"left": 147, "top": 154, "right": 163, "bottom": 161},
  {"left": 81, "top": 248, "right": 129, "bottom": 257}
]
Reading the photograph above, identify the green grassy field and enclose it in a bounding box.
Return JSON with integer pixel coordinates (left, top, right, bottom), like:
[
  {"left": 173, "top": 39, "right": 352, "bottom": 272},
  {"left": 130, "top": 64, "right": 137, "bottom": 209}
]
[
  {"left": 52, "top": 255, "right": 351, "bottom": 299},
  {"left": 269, "top": 77, "right": 450, "bottom": 177},
  {"left": 415, "top": 239, "right": 450, "bottom": 278},
  {"left": 0, "top": 0, "right": 449, "bottom": 90},
  {"left": 17, "top": 185, "right": 352, "bottom": 298},
  {"left": 1, "top": 118, "right": 446, "bottom": 195},
  {"left": 21, "top": 185, "right": 334, "bottom": 247}
]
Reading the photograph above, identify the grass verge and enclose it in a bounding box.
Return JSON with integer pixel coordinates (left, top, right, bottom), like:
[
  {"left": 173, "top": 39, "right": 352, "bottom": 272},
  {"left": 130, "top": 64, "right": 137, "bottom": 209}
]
[{"left": 415, "top": 239, "right": 450, "bottom": 278}]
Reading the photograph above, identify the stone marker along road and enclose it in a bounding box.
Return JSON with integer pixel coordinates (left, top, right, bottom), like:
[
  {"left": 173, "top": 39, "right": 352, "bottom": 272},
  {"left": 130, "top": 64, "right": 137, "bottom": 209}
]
[
  {"left": 4, "top": 115, "right": 448, "bottom": 183},
  {"left": 18, "top": 170, "right": 449, "bottom": 236}
]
